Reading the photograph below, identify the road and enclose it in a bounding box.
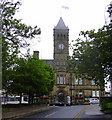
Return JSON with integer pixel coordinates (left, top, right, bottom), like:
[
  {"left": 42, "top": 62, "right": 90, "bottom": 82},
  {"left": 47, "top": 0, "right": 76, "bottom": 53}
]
[
  {"left": 16, "top": 105, "right": 88, "bottom": 120},
  {"left": 15, "top": 104, "right": 112, "bottom": 120}
]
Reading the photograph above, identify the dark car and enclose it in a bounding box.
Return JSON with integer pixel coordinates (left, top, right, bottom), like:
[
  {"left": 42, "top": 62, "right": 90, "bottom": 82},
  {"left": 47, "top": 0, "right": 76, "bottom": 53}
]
[{"left": 49, "top": 101, "right": 67, "bottom": 106}]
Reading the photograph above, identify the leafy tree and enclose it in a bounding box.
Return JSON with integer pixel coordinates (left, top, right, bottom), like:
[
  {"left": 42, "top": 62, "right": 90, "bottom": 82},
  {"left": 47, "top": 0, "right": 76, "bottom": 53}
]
[
  {"left": 71, "top": 2, "right": 112, "bottom": 94},
  {"left": 8, "top": 56, "right": 55, "bottom": 104},
  {"left": 71, "top": 30, "right": 105, "bottom": 91},
  {"left": 44, "top": 64, "right": 55, "bottom": 94},
  {"left": 1, "top": 0, "right": 41, "bottom": 91}
]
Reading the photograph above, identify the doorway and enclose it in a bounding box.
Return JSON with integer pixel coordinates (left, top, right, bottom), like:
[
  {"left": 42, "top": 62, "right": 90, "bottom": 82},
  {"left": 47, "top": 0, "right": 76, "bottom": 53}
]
[{"left": 58, "top": 92, "right": 65, "bottom": 102}]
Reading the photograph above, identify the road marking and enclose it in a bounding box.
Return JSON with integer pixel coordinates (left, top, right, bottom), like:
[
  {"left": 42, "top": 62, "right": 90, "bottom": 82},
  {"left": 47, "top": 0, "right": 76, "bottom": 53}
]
[
  {"left": 73, "top": 105, "right": 90, "bottom": 120},
  {"left": 45, "top": 111, "right": 57, "bottom": 118}
]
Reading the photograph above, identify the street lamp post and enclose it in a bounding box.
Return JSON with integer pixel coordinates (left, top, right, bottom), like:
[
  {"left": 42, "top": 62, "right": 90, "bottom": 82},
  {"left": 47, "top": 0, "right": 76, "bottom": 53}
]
[
  {"left": 67, "top": 57, "right": 74, "bottom": 105},
  {"left": 69, "top": 60, "right": 74, "bottom": 105}
]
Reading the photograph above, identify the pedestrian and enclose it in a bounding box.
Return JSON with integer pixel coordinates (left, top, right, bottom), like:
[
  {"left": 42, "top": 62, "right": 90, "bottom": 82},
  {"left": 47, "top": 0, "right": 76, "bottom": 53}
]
[
  {"left": 67, "top": 95, "right": 71, "bottom": 105},
  {"left": 76, "top": 99, "right": 78, "bottom": 105}
]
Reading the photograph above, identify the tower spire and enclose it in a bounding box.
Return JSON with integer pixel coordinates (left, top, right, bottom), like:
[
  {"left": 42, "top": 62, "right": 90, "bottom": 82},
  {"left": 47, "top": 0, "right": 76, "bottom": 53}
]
[{"left": 54, "top": 17, "right": 68, "bottom": 29}]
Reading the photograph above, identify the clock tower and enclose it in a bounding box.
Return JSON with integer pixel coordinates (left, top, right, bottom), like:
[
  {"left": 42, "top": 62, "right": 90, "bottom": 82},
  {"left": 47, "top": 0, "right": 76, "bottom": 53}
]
[
  {"left": 53, "top": 17, "right": 69, "bottom": 102},
  {"left": 54, "top": 17, "right": 69, "bottom": 71}
]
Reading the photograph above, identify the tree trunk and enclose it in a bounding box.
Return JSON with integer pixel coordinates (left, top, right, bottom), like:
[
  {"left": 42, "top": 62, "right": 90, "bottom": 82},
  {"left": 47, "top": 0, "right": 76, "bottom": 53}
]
[
  {"left": 19, "top": 93, "right": 22, "bottom": 104},
  {"left": 28, "top": 94, "right": 31, "bottom": 104},
  {"left": 31, "top": 95, "right": 34, "bottom": 104}
]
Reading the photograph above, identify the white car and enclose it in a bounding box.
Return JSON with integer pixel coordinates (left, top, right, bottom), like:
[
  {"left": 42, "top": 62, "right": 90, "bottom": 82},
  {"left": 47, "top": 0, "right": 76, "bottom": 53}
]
[{"left": 89, "top": 98, "right": 99, "bottom": 104}]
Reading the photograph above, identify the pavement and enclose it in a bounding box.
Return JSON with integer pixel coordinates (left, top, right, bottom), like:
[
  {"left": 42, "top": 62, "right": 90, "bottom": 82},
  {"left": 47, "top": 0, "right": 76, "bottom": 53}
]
[
  {"left": 2, "top": 104, "right": 55, "bottom": 120},
  {"left": 77, "top": 104, "right": 112, "bottom": 120}
]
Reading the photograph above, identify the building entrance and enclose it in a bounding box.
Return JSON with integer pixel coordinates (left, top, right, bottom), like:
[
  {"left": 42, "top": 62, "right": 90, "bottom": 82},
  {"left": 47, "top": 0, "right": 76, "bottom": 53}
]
[{"left": 58, "top": 92, "right": 65, "bottom": 102}]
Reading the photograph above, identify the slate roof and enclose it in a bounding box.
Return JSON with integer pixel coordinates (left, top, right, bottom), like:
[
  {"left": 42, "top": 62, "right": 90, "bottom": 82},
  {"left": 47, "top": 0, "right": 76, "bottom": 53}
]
[{"left": 54, "top": 17, "right": 68, "bottom": 29}]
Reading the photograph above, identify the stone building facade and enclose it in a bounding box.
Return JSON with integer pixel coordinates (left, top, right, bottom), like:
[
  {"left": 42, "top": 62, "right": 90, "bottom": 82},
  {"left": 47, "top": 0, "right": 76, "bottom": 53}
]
[{"left": 35, "top": 17, "right": 103, "bottom": 104}]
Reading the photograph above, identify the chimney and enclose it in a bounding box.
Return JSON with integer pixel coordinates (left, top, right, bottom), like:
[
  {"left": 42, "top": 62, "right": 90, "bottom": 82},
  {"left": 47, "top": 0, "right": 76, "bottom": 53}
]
[{"left": 33, "top": 51, "right": 39, "bottom": 58}]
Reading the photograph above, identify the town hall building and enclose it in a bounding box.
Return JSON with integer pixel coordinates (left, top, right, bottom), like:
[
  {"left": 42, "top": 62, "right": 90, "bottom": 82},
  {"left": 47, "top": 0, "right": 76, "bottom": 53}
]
[{"left": 34, "top": 17, "right": 103, "bottom": 104}]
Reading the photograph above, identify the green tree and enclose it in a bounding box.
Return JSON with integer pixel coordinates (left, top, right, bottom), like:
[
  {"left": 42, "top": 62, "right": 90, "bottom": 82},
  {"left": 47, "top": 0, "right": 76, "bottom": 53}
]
[
  {"left": 71, "top": 30, "right": 106, "bottom": 91},
  {"left": 71, "top": 3, "right": 112, "bottom": 93},
  {"left": 1, "top": 0, "right": 41, "bottom": 91},
  {"left": 9, "top": 56, "right": 55, "bottom": 104},
  {"left": 44, "top": 64, "right": 55, "bottom": 94}
]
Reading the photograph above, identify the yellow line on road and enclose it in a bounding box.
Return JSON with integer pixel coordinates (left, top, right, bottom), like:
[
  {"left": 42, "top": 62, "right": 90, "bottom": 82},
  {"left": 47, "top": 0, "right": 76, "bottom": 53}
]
[{"left": 73, "top": 105, "right": 90, "bottom": 120}]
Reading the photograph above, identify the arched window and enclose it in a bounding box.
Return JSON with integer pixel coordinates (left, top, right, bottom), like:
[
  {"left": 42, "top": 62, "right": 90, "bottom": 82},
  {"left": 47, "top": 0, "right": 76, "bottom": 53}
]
[
  {"left": 57, "top": 34, "right": 59, "bottom": 38},
  {"left": 56, "top": 75, "right": 66, "bottom": 84},
  {"left": 60, "top": 34, "right": 63, "bottom": 39}
]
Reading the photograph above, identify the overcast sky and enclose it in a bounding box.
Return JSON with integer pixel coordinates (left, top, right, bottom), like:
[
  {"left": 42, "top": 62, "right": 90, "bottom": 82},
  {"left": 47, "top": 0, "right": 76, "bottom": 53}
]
[{"left": 15, "top": 0, "right": 112, "bottom": 59}]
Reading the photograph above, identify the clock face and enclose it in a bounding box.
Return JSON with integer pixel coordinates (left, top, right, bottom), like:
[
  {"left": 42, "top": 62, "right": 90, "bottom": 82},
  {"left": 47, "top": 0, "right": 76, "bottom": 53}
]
[{"left": 58, "top": 44, "right": 64, "bottom": 49}]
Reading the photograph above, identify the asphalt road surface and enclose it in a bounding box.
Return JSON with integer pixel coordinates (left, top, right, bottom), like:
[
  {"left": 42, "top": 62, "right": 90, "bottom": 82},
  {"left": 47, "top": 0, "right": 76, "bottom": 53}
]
[
  {"left": 15, "top": 104, "right": 112, "bottom": 120},
  {"left": 16, "top": 105, "right": 87, "bottom": 120}
]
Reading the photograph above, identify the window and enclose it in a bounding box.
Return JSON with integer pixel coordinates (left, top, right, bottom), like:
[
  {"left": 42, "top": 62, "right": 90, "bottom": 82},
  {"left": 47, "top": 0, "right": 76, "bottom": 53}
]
[
  {"left": 96, "top": 91, "right": 99, "bottom": 97},
  {"left": 57, "top": 34, "right": 59, "bottom": 39},
  {"left": 75, "top": 78, "right": 78, "bottom": 85},
  {"left": 92, "top": 91, "right": 95, "bottom": 97},
  {"left": 57, "top": 75, "right": 60, "bottom": 84},
  {"left": 61, "top": 34, "right": 63, "bottom": 39},
  {"left": 60, "top": 75, "right": 63, "bottom": 84},
  {"left": 91, "top": 80, "right": 95, "bottom": 85},
  {"left": 63, "top": 75, "right": 65, "bottom": 84},
  {"left": 56, "top": 75, "right": 66, "bottom": 84},
  {"left": 79, "top": 78, "right": 82, "bottom": 85},
  {"left": 92, "top": 91, "right": 99, "bottom": 97},
  {"left": 79, "top": 91, "right": 83, "bottom": 95},
  {"left": 74, "top": 78, "right": 83, "bottom": 85}
]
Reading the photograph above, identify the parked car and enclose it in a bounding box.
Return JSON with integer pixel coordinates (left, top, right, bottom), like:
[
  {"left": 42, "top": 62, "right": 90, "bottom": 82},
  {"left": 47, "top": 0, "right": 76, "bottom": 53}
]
[
  {"left": 89, "top": 98, "right": 99, "bottom": 104},
  {"left": 49, "top": 101, "right": 68, "bottom": 106}
]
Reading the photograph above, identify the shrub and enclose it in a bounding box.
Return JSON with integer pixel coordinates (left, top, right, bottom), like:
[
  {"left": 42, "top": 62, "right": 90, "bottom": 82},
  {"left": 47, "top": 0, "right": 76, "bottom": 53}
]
[{"left": 100, "top": 96, "right": 112, "bottom": 114}]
